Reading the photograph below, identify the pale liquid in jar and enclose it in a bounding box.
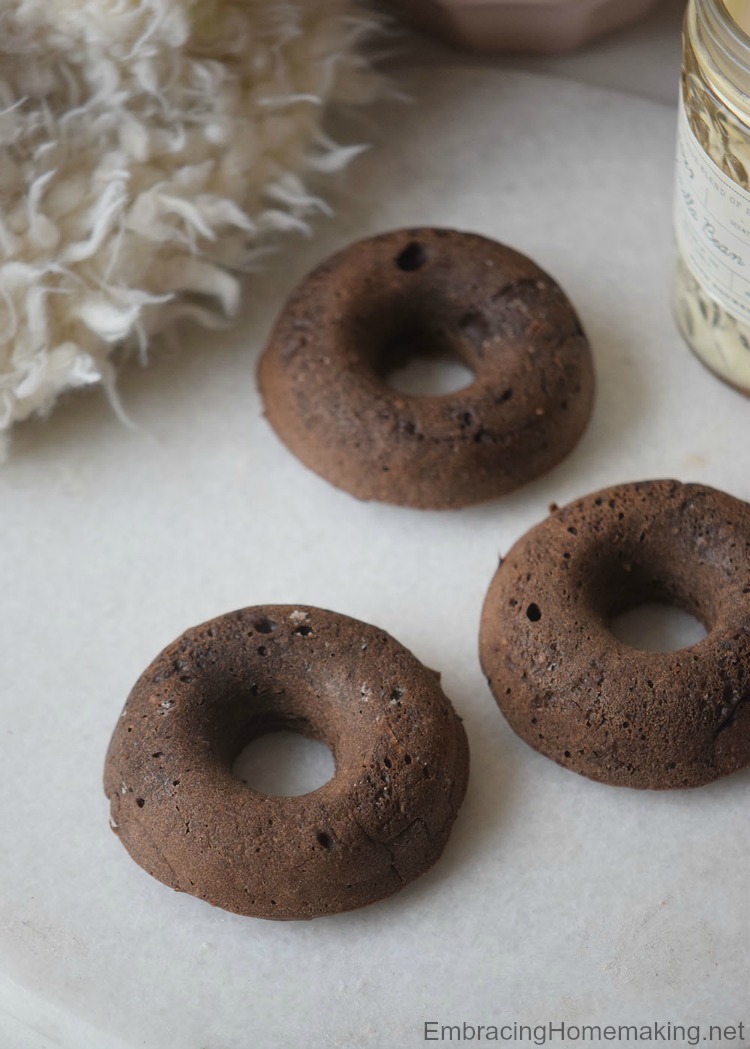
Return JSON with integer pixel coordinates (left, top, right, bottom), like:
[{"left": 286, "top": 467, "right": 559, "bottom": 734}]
[{"left": 673, "top": 0, "right": 750, "bottom": 394}]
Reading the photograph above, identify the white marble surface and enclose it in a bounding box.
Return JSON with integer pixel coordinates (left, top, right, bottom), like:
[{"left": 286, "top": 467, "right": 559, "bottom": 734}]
[{"left": 5, "top": 9, "right": 750, "bottom": 1049}]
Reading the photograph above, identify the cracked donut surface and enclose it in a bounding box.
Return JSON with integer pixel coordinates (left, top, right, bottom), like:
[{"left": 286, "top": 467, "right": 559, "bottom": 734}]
[
  {"left": 479, "top": 480, "right": 750, "bottom": 789},
  {"left": 259, "top": 227, "right": 595, "bottom": 509},
  {"left": 104, "top": 605, "right": 469, "bottom": 919}
]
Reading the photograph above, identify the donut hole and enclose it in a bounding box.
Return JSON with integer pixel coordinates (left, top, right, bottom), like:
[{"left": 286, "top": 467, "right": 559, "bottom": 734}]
[
  {"left": 609, "top": 602, "right": 707, "bottom": 652},
  {"left": 586, "top": 546, "right": 715, "bottom": 653},
  {"left": 232, "top": 721, "right": 335, "bottom": 797},
  {"left": 380, "top": 319, "right": 474, "bottom": 397},
  {"left": 348, "top": 293, "right": 478, "bottom": 398},
  {"left": 605, "top": 570, "right": 709, "bottom": 653},
  {"left": 386, "top": 351, "right": 475, "bottom": 397}
]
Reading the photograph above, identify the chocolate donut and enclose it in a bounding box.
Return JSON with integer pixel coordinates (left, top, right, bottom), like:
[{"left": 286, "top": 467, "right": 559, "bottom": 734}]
[
  {"left": 479, "top": 480, "right": 750, "bottom": 789},
  {"left": 104, "top": 606, "right": 469, "bottom": 919},
  {"left": 259, "top": 228, "right": 594, "bottom": 510}
]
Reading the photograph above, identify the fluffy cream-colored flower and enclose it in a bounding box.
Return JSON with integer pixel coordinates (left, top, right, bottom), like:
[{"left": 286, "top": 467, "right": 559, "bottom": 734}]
[{"left": 0, "top": 0, "right": 380, "bottom": 447}]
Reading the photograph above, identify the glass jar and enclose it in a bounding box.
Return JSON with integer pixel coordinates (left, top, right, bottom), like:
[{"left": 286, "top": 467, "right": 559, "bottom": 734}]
[{"left": 673, "top": 0, "right": 750, "bottom": 395}]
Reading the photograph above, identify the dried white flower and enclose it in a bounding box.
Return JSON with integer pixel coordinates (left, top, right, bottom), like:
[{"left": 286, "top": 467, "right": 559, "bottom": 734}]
[{"left": 0, "top": 0, "right": 382, "bottom": 452}]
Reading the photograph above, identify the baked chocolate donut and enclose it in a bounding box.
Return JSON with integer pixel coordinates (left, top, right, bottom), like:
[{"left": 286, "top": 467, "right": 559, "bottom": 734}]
[
  {"left": 104, "top": 606, "right": 469, "bottom": 919},
  {"left": 479, "top": 480, "right": 750, "bottom": 789},
  {"left": 259, "top": 228, "right": 594, "bottom": 509}
]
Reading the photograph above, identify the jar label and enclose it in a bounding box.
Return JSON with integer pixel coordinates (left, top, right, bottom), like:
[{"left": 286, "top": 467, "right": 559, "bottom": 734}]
[{"left": 674, "top": 92, "right": 750, "bottom": 325}]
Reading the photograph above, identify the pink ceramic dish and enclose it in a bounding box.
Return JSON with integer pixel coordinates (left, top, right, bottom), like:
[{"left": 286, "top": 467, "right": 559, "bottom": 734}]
[{"left": 388, "top": 0, "right": 663, "bottom": 54}]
